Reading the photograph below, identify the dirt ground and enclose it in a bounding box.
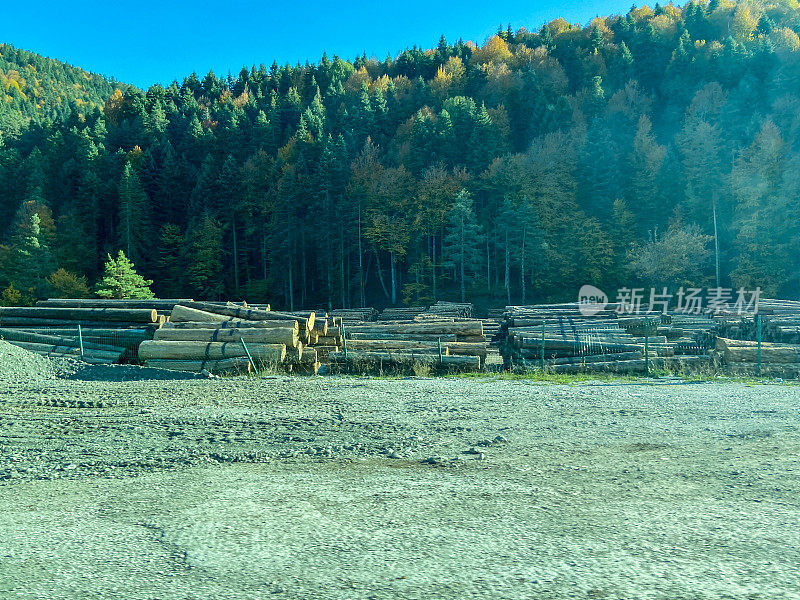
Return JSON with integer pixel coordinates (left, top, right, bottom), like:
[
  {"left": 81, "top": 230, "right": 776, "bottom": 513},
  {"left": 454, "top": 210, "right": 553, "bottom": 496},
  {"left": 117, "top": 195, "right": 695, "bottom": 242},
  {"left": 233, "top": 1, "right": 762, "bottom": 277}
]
[{"left": 0, "top": 372, "right": 798, "bottom": 599}]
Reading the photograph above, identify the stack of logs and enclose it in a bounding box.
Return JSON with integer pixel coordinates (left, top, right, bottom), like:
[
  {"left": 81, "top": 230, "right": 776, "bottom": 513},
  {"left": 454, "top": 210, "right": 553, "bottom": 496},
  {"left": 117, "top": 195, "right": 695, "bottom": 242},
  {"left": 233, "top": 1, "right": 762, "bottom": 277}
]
[
  {"left": 378, "top": 306, "right": 426, "bottom": 321},
  {"left": 330, "top": 308, "right": 378, "bottom": 323},
  {"left": 716, "top": 337, "right": 800, "bottom": 377},
  {"left": 500, "top": 303, "right": 714, "bottom": 373},
  {"left": 417, "top": 301, "right": 473, "bottom": 319},
  {"left": 331, "top": 319, "right": 487, "bottom": 372},
  {"left": 139, "top": 302, "right": 327, "bottom": 375},
  {"left": 0, "top": 299, "right": 188, "bottom": 363},
  {"left": 715, "top": 299, "right": 800, "bottom": 344}
]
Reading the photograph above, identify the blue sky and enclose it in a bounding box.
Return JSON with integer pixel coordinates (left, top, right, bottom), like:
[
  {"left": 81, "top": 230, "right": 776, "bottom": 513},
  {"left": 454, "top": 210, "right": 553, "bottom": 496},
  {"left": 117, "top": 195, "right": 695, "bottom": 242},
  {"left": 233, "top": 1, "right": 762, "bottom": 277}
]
[{"left": 5, "top": 0, "right": 634, "bottom": 88}]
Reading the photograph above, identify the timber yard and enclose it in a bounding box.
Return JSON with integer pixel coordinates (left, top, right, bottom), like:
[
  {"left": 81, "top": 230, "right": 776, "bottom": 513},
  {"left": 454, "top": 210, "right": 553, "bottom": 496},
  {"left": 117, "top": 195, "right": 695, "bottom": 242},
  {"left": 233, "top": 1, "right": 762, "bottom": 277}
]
[{"left": 1, "top": 298, "right": 799, "bottom": 599}]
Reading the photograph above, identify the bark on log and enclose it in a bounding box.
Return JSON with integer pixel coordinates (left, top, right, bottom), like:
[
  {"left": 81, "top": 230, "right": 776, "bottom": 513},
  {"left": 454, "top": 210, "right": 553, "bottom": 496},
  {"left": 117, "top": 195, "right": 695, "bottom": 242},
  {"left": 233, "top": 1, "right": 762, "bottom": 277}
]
[
  {"left": 144, "top": 358, "right": 252, "bottom": 374},
  {"left": 0, "top": 317, "right": 161, "bottom": 328},
  {"left": 37, "top": 299, "right": 192, "bottom": 309},
  {"left": 162, "top": 319, "right": 298, "bottom": 331},
  {"left": 5, "top": 340, "right": 123, "bottom": 361},
  {"left": 153, "top": 326, "right": 298, "bottom": 347},
  {"left": 0, "top": 328, "right": 126, "bottom": 354},
  {"left": 138, "top": 340, "right": 286, "bottom": 362},
  {"left": 9, "top": 327, "right": 150, "bottom": 338},
  {"left": 0, "top": 307, "right": 157, "bottom": 322},
  {"left": 346, "top": 332, "right": 458, "bottom": 342},
  {"left": 329, "top": 350, "right": 481, "bottom": 370},
  {"left": 548, "top": 351, "right": 644, "bottom": 365},
  {"left": 345, "top": 339, "right": 487, "bottom": 356},
  {"left": 716, "top": 337, "right": 800, "bottom": 363},
  {"left": 546, "top": 359, "right": 647, "bottom": 374},
  {"left": 343, "top": 321, "right": 483, "bottom": 336},
  {"left": 172, "top": 305, "right": 312, "bottom": 331}
]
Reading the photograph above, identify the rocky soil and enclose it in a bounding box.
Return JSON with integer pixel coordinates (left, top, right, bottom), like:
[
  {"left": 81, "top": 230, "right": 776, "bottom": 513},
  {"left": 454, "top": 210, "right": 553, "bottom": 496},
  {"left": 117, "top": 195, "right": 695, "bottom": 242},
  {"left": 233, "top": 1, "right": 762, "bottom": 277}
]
[{"left": 0, "top": 358, "right": 798, "bottom": 598}]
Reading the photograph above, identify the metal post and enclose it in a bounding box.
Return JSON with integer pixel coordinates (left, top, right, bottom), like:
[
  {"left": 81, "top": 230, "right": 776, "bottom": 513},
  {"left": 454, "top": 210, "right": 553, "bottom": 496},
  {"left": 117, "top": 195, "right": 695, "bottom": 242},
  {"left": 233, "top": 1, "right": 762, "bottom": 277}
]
[
  {"left": 342, "top": 322, "right": 348, "bottom": 360},
  {"left": 644, "top": 318, "right": 650, "bottom": 376},
  {"left": 540, "top": 320, "right": 545, "bottom": 369},
  {"left": 240, "top": 338, "right": 258, "bottom": 375},
  {"left": 77, "top": 324, "right": 85, "bottom": 359},
  {"left": 437, "top": 336, "right": 443, "bottom": 365},
  {"left": 756, "top": 314, "right": 762, "bottom": 376}
]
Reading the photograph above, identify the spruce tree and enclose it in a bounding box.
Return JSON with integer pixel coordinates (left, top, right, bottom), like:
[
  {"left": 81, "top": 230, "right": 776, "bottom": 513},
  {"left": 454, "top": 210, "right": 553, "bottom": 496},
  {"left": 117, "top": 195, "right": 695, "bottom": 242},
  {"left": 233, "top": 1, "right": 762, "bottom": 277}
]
[{"left": 95, "top": 250, "right": 155, "bottom": 299}]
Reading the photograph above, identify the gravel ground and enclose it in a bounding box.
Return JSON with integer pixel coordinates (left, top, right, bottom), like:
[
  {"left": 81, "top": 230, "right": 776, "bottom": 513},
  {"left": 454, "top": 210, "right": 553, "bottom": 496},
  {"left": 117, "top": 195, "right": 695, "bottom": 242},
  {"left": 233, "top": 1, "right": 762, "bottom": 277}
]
[{"left": 0, "top": 367, "right": 798, "bottom": 599}]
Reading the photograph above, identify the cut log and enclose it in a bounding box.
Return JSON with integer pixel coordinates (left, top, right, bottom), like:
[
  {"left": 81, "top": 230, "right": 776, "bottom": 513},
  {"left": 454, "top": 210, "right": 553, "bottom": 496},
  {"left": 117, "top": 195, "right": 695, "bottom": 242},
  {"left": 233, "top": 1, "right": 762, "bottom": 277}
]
[
  {"left": 172, "top": 305, "right": 312, "bottom": 331},
  {"left": 144, "top": 358, "right": 252, "bottom": 374},
  {"left": 162, "top": 319, "right": 298, "bottom": 331},
  {"left": 0, "top": 317, "right": 161, "bottom": 329},
  {"left": 284, "top": 347, "right": 317, "bottom": 366},
  {"left": 37, "top": 299, "right": 192, "bottom": 309},
  {"left": 0, "top": 328, "right": 126, "bottom": 354},
  {"left": 345, "top": 339, "right": 490, "bottom": 356},
  {"left": 546, "top": 359, "right": 647, "bottom": 374},
  {"left": 138, "top": 340, "right": 286, "bottom": 362},
  {"left": 312, "top": 345, "right": 339, "bottom": 362},
  {"left": 0, "top": 306, "right": 157, "bottom": 322},
  {"left": 183, "top": 301, "right": 266, "bottom": 316},
  {"left": 344, "top": 321, "right": 483, "bottom": 336},
  {"left": 548, "top": 351, "right": 645, "bottom": 365},
  {"left": 153, "top": 326, "right": 298, "bottom": 347},
  {"left": 346, "top": 332, "right": 458, "bottom": 342},
  {"left": 329, "top": 350, "right": 480, "bottom": 370},
  {"left": 5, "top": 340, "right": 123, "bottom": 362}
]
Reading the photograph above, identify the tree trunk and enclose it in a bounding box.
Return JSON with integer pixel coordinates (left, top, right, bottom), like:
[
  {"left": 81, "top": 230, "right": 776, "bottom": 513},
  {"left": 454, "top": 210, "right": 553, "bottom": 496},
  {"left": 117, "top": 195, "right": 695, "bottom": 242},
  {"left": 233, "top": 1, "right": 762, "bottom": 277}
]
[
  {"left": 459, "top": 216, "right": 466, "bottom": 303},
  {"left": 520, "top": 225, "right": 526, "bottom": 305},
  {"left": 390, "top": 251, "right": 397, "bottom": 305},
  {"left": 288, "top": 252, "right": 294, "bottom": 312},
  {"left": 358, "top": 205, "right": 365, "bottom": 307},
  {"left": 232, "top": 213, "right": 239, "bottom": 293},
  {"left": 374, "top": 250, "right": 390, "bottom": 300},
  {"left": 432, "top": 234, "right": 437, "bottom": 301},
  {"left": 301, "top": 228, "right": 307, "bottom": 308},
  {"left": 486, "top": 235, "right": 490, "bottom": 293},
  {"left": 504, "top": 228, "right": 510, "bottom": 306}
]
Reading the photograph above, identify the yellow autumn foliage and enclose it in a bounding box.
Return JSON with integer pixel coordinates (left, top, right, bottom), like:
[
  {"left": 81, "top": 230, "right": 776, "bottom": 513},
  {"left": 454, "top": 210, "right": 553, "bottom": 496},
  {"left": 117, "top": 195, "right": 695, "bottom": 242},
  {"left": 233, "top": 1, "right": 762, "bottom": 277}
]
[{"left": 470, "top": 35, "right": 513, "bottom": 66}]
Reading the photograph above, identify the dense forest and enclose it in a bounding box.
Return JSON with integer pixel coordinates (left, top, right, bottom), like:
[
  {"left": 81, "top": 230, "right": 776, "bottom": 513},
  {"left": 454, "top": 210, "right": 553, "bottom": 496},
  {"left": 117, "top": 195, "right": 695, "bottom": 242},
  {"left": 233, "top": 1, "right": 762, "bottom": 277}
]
[{"left": 1, "top": 0, "right": 800, "bottom": 310}]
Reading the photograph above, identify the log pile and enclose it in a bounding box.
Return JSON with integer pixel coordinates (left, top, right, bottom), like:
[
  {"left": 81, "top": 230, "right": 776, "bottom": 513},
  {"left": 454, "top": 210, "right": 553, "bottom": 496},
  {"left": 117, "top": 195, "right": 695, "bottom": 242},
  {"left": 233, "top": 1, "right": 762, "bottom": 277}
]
[
  {"left": 378, "top": 306, "right": 426, "bottom": 321},
  {"left": 716, "top": 336, "right": 800, "bottom": 377},
  {"left": 145, "top": 303, "right": 320, "bottom": 374},
  {"left": 715, "top": 299, "right": 800, "bottom": 344},
  {"left": 330, "top": 308, "right": 378, "bottom": 323},
  {"left": 499, "top": 303, "right": 717, "bottom": 373},
  {"left": 0, "top": 299, "right": 183, "bottom": 362},
  {"left": 418, "top": 301, "right": 473, "bottom": 319},
  {"left": 334, "top": 319, "right": 487, "bottom": 372}
]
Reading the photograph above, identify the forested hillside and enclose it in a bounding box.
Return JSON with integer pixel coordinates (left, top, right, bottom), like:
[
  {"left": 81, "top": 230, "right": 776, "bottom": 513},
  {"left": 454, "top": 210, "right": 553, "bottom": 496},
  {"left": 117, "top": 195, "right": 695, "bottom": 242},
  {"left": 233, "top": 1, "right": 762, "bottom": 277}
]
[
  {"left": 0, "top": 44, "right": 115, "bottom": 136},
  {"left": 1, "top": 0, "right": 799, "bottom": 309}
]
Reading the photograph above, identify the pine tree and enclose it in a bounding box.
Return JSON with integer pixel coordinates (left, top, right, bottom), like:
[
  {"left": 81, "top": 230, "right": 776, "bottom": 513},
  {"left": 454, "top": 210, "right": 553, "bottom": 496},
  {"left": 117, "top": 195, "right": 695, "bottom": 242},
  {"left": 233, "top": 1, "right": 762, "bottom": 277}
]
[{"left": 95, "top": 250, "right": 155, "bottom": 299}]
